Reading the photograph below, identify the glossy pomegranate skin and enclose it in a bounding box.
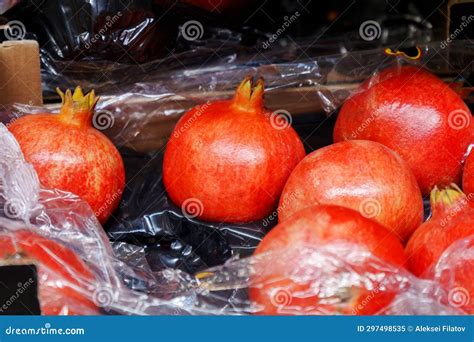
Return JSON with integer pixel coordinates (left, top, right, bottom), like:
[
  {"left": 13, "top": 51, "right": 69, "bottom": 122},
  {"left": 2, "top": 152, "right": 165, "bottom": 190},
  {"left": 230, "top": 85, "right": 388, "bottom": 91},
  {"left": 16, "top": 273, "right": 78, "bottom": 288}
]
[
  {"left": 164, "top": 78, "right": 305, "bottom": 223},
  {"left": 437, "top": 238, "right": 474, "bottom": 314},
  {"left": 9, "top": 90, "right": 125, "bottom": 224},
  {"left": 463, "top": 152, "right": 474, "bottom": 197},
  {"left": 406, "top": 188, "right": 474, "bottom": 277},
  {"left": 249, "top": 205, "right": 407, "bottom": 315},
  {"left": 334, "top": 66, "right": 473, "bottom": 195},
  {"left": 278, "top": 140, "right": 423, "bottom": 242},
  {"left": 406, "top": 187, "right": 474, "bottom": 313},
  {"left": 0, "top": 230, "right": 99, "bottom": 315}
]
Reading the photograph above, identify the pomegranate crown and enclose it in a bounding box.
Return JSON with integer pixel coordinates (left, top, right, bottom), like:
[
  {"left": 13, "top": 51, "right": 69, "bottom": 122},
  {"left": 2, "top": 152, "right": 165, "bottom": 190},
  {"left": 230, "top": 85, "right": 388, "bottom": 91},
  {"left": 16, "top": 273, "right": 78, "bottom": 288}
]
[
  {"left": 430, "top": 184, "right": 469, "bottom": 215},
  {"left": 232, "top": 76, "right": 264, "bottom": 112},
  {"left": 57, "top": 86, "right": 99, "bottom": 128}
]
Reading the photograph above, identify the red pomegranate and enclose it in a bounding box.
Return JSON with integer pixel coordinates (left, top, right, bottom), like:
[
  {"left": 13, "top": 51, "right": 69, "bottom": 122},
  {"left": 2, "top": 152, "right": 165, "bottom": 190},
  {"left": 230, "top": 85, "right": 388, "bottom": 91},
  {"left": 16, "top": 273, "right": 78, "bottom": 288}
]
[
  {"left": 334, "top": 66, "right": 473, "bottom": 195},
  {"left": 406, "top": 186, "right": 474, "bottom": 276},
  {"left": 163, "top": 76, "right": 305, "bottom": 223},
  {"left": 278, "top": 140, "right": 423, "bottom": 242},
  {"left": 249, "top": 205, "right": 407, "bottom": 315},
  {"left": 8, "top": 88, "right": 125, "bottom": 224},
  {"left": 0, "top": 230, "right": 99, "bottom": 315},
  {"left": 435, "top": 237, "right": 474, "bottom": 314},
  {"left": 463, "top": 150, "right": 474, "bottom": 197},
  {"left": 405, "top": 186, "right": 474, "bottom": 313}
]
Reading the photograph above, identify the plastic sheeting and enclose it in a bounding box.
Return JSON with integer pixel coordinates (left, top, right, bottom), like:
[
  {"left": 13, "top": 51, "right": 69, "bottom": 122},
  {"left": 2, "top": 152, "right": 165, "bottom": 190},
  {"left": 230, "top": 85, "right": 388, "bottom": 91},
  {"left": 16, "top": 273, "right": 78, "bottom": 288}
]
[
  {"left": 0, "top": 114, "right": 472, "bottom": 314},
  {"left": 0, "top": 38, "right": 472, "bottom": 315}
]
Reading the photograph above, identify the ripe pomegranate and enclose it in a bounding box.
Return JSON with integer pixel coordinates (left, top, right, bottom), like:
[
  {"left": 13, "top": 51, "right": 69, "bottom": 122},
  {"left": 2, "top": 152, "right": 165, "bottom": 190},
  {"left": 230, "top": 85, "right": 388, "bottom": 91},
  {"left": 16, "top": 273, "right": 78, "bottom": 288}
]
[
  {"left": 8, "top": 87, "right": 125, "bottom": 224},
  {"left": 0, "top": 230, "right": 99, "bottom": 315},
  {"left": 334, "top": 66, "right": 473, "bottom": 195},
  {"left": 163, "top": 76, "right": 305, "bottom": 223},
  {"left": 435, "top": 236, "right": 474, "bottom": 314},
  {"left": 249, "top": 205, "right": 407, "bottom": 315},
  {"left": 463, "top": 151, "right": 474, "bottom": 197},
  {"left": 278, "top": 140, "right": 423, "bottom": 242},
  {"left": 406, "top": 186, "right": 474, "bottom": 277},
  {"left": 405, "top": 186, "right": 474, "bottom": 313}
]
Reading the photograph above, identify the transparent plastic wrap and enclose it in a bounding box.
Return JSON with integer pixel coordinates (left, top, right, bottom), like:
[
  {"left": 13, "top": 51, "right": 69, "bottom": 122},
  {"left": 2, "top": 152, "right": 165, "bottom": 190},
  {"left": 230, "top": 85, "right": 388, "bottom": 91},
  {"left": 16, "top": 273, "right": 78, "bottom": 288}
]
[
  {"left": 6, "top": 1, "right": 438, "bottom": 98},
  {"left": 0, "top": 38, "right": 473, "bottom": 315},
  {"left": 100, "top": 41, "right": 472, "bottom": 273},
  {"left": 15, "top": 40, "right": 472, "bottom": 152},
  {"left": 433, "top": 236, "right": 474, "bottom": 314},
  {"left": 1, "top": 41, "right": 473, "bottom": 275},
  {"left": 0, "top": 118, "right": 472, "bottom": 315},
  {"left": 0, "top": 123, "right": 204, "bottom": 315},
  {"left": 189, "top": 242, "right": 469, "bottom": 315}
]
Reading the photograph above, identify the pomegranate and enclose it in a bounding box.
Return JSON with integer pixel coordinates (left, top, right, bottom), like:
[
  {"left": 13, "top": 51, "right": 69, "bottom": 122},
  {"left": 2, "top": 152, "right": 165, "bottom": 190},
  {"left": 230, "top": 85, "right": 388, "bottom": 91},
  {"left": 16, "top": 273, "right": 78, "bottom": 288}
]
[
  {"left": 0, "top": 230, "right": 99, "bottom": 315},
  {"left": 463, "top": 151, "right": 474, "bottom": 197},
  {"left": 406, "top": 186, "right": 474, "bottom": 277},
  {"left": 334, "top": 65, "right": 473, "bottom": 195},
  {"left": 8, "top": 87, "right": 125, "bottom": 224},
  {"left": 405, "top": 186, "right": 474, "bottom": 313},
  {"left": 278, "top": 140, "right": 423, "bottom": 242},
  {"left": 436, "top": 237, "right": 474, "bottom": 314},
  {"left": 163, "top": 76, "right": 305, "bottom": 223},
  {"left": 249, "top": 205, "right": 407, "bottom": 315}
]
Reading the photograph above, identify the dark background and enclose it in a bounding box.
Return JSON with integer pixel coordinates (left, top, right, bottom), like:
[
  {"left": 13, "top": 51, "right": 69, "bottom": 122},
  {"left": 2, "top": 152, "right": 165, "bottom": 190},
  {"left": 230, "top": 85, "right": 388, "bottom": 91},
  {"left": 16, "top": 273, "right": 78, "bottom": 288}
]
[{"left": 2, "top": 0, "right": 459, "bottom": 64}]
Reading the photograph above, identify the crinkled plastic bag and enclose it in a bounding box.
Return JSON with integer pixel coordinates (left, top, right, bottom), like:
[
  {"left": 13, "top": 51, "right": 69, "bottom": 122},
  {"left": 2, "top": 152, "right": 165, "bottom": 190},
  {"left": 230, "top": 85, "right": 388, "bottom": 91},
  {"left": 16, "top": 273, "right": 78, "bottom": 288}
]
[
  {"left": 0, "top": 120, "right": 471, "bottom": 315},
  {"left": 0, "top": 123, "right": 203, "bottom": 315},
  {"left": 0, "top": 38, "right": 473, "bottom": 315}
]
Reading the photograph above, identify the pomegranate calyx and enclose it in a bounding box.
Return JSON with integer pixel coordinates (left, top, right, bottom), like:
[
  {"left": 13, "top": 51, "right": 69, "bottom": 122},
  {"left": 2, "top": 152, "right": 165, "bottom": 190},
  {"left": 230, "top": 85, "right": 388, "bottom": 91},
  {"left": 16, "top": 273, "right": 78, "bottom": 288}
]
[
  {"left": 57, "top": 86, "right": 99, "bottom": 128},
  {"left": 232, "top": 76, "right": 264, "bottom": 112},
  {"left": 430, "top": 184, "right": 466, "bottom": 215}
]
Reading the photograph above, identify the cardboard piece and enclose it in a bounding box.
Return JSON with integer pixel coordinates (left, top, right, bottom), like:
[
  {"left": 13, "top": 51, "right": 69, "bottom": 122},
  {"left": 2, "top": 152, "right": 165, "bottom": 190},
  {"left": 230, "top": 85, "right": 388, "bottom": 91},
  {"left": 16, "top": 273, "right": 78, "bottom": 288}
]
[{"left": 0, "top": 39, "right": 42, "bottom": 107}]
